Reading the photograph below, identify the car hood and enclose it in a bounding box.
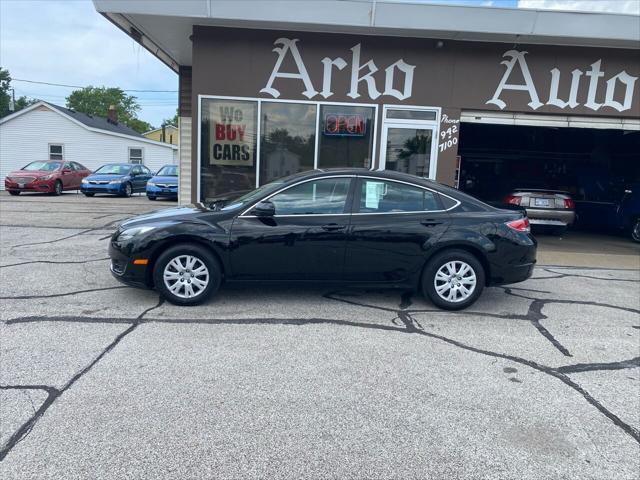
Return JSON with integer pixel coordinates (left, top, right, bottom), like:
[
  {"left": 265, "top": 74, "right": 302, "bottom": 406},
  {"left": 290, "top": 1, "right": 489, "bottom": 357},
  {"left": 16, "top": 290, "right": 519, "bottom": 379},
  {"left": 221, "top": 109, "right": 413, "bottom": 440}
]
[
  {"left": 150, "top": 175, "right": 178, "bottom": 184},
  {"left": 8, "top": 170, "right": 54, "bottom": 177},
  {"left": 86, "top": 174, "right": 129, "bottom": 181},
  {"left": 119, "top": 205, "right": 211, "bottom": 229}
]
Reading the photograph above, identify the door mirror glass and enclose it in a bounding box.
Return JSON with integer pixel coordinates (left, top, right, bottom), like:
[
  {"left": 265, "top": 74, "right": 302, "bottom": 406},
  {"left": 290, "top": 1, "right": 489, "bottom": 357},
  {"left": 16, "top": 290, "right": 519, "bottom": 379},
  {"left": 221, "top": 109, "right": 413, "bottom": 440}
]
[{"left": 252, "top": 200, "right": 276, "bottom": 217}]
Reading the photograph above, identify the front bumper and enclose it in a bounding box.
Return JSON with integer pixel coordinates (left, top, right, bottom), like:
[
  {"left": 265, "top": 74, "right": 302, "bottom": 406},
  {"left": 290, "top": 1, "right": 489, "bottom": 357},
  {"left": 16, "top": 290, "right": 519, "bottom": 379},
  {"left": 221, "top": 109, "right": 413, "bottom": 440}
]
[
  {"left": 81, "top": 183, "right": 125, "bottom": 195},
  {"left": 108, "top": 240, "right": 152, "bottom": 288},
  {"left": 5, "top": 179, "right": 54, "bottom": 192},
  {"left": 146, "top": 184, "right": 178, "bottom": 198}
]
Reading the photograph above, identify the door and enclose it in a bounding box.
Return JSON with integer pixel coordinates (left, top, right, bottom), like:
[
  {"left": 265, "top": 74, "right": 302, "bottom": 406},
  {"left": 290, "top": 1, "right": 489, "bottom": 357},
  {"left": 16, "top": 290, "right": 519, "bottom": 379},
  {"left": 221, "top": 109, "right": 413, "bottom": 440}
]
[
  {"left": 61, "top": 162, "right": 75, "bottom": 189},
  {"left": 344, "top": 177, "right": 451, "bottom": 283},
  {"left": 379, "top": 122, "right": 438, "bottom": 179},
  {"left": 130, "top": 165, "right": 148, "bottom": 192},
  {"left": 229, "top": 177, "right": 354, "bottom": 281}
]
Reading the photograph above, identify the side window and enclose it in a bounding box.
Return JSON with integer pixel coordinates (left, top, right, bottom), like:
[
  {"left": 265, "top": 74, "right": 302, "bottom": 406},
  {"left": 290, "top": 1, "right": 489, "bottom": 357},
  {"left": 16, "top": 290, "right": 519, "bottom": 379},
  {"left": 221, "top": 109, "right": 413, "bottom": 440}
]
[
  {"left": 268, "top": 178, "right": 351, "bottom": 215},
  {"left": 359, "top": 179, "right": 439, "bottom": 213},
  {"left": 131, "top": 165, "right": 142, "bottom": 175},
  {"left": 63, "top": 162, "right": 72, "bottom": 171},
  {"left": 141, "top": 166, "right": 151, "bottom": 175},
  {"left": 71, "top": 162, "right": 84, "bottom": 171}
]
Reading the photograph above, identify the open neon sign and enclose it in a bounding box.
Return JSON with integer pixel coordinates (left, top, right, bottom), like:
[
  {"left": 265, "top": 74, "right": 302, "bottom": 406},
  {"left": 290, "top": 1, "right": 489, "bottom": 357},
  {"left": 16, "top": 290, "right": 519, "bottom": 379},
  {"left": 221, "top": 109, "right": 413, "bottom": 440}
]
[{"left": 323, "top": 113, "right": 366, "bottom": 137}]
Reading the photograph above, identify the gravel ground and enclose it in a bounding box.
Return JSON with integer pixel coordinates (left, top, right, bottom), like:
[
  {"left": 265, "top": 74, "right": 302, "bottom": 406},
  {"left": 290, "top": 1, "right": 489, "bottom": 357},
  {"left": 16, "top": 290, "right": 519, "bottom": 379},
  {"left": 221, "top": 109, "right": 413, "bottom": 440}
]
[{"left": 0, "top": 192, "right": 638, "bottom": 479}]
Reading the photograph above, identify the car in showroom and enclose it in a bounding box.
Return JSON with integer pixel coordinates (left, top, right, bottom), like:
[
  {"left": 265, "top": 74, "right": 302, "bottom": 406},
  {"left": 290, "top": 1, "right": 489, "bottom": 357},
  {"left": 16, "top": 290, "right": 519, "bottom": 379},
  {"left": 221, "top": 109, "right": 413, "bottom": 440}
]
[
  {"left": 5, "top": 160, "right": 91, "bottom": 195},
  {"left": 81, "top": 163, "right": 153, "bottom": 197},
  {"left": 146, "top": 164, "right": 178, "bottom": 201},
  {"left": 504, "top": 188, "right": 575, "bottom": 235},
  {"left": 109, "top": 169, "right": 536, "bottom": 310}
]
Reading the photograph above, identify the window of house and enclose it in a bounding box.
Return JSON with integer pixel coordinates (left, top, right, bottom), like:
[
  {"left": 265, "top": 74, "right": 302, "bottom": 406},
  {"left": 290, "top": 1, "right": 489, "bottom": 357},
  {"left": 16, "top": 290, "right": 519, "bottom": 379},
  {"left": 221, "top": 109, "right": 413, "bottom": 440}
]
[
  {"left": 49, "top": 144, "right": 63, "bottom": 161},
  {"left": 269, "top": 178, "right": 351, "bottom": 215},
  {"left": 201, "top": 98, "right": 258, "bottom": 202},
  {"left": 317, "top": 105, "right": 375, "bottom": 169},
  {"left": 259, "top": 102, "right": 317, "bottom": 185},
  {"left": 129, "top": 147, "right": 144, "bottom": 164},
  {"left": 358, "top": 179, "right": 440, "bottom": 213}
]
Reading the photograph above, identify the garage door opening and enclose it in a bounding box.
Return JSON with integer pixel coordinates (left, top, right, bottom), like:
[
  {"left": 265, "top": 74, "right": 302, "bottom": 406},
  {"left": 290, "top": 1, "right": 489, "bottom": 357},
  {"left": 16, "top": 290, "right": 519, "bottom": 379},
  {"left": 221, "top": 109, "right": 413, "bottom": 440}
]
[{"left": 457, "top": 123, "right": 639, "bottom": 205}]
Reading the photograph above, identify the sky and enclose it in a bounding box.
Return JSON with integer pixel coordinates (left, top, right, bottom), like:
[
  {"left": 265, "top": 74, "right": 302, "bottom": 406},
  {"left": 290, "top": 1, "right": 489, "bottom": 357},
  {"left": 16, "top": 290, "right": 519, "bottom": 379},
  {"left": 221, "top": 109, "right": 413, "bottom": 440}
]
[{"left": 1, "top": 0, "right": 638, "bottom": 128}]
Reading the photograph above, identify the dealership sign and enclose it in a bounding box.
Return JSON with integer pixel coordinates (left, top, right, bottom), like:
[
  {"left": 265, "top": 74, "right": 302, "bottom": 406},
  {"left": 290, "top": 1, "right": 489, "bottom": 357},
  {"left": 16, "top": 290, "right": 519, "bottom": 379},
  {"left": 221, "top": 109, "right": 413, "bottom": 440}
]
[
  {"left": 260, "top": 38, "right": 415, "bottom": 101},
  {"left": 487, "top": 50, "right": 638, "bottom": 112}
]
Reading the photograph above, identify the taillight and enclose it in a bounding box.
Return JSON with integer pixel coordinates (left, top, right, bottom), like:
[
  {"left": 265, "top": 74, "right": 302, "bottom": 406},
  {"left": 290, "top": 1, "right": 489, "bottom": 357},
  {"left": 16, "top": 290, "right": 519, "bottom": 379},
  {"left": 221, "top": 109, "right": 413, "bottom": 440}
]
[
  {"left": 506, "top": 217, "right": 530, "bottom": 233},
  {"left": 504, "top": 195, "right": 521, "bottom": 206},
  {"left": 564, "top": 198, "right": 575, "bottom": 209}
]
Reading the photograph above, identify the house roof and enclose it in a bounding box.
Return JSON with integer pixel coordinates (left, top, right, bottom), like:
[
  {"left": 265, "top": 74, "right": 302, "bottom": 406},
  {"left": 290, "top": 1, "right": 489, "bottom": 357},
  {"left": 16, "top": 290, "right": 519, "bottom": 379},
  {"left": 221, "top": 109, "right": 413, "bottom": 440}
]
[
  {"left": 93, "top": 0, "right": 640, "bottom": 72},
  {"left": 47, "top": 103, "right": 143, "bottom": 137},
  {"left": 0, "top": 101, "right": 177, "bottom": 150},
  {"left": 143, "top": 125, "right": 178, "bottom": 135}
]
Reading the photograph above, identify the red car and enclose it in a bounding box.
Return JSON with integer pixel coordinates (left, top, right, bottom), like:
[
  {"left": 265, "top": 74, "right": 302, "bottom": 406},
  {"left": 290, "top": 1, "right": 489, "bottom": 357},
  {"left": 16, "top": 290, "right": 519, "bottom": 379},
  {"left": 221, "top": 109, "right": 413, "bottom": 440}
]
[{"left": 5, "top": 161, "right": 92, "bottom": 195}]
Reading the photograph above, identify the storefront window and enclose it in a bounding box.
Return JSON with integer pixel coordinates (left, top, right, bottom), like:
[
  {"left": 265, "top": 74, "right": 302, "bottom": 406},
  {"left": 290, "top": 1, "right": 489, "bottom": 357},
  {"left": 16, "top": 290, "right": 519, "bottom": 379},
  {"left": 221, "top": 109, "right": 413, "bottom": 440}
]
[
  {"left": 200, "top": 98, "right": 257, "bottom": 202},
  {"left": 317, "top": 105, "right": 374, "bottom": 169},
  {"left": 260, "top": 102, "right": 316, "bottom": 185}
]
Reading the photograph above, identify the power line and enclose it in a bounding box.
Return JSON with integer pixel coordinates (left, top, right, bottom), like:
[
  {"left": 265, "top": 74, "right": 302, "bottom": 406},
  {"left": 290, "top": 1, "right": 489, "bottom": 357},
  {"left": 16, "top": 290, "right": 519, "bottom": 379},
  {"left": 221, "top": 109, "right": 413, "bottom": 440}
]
[{"left": 12, "top": 78, "right": 177, "bottom": 93}]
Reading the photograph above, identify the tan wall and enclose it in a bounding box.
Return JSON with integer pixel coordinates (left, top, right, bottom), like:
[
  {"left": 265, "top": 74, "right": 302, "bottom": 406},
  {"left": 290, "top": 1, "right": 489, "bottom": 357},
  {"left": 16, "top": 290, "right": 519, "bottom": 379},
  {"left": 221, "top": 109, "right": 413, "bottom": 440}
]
[{"left": 144, "top": 127, "right": 179, "bottom": 145}]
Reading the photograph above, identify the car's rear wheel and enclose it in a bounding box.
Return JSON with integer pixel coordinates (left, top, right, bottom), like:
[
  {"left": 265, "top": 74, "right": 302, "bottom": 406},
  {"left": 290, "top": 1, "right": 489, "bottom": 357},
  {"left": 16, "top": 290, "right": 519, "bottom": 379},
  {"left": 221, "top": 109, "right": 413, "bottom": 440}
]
[
  {"left": 153, "top": 244, "right": 221, "bottom": 306},
  {"left": 122, "top": 182, "right": 132, "bottom": 198},
  {"left": 83, "top": 192, "right": 95, "bottom": 197},
  {"left": 422, "top": 249, "right": 485, "bottom": 310},
  {"left": 8, "top": 190, "right": 20, "bottom": 196},
  {"left": 53, "top": 180, "right": 63, "bottom": 196},
  {"left": 632, "top": 218, "right": 640, "bottom": 243}
]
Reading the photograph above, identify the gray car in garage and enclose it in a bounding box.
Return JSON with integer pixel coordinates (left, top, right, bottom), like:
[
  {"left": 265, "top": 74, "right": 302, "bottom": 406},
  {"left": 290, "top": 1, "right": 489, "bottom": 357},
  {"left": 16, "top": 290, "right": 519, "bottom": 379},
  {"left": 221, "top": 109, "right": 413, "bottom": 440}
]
[{"left": 505, "top": 189, "right": 576, "bottom": 234}]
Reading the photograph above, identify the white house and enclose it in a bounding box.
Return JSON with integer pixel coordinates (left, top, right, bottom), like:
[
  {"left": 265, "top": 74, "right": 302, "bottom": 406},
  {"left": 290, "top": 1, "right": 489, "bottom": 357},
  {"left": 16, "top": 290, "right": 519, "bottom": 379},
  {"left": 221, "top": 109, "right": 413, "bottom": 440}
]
[{"left": 0, "top": 101, "right": 178, "bottom": 189}]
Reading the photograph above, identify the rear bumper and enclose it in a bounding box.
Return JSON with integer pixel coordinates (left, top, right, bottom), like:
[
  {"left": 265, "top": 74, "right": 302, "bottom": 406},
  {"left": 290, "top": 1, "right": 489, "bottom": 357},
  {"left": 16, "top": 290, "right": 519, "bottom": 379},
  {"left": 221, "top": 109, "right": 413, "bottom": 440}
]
[{"left": 526, "top": 208, "right": 575, "bottom": 226}]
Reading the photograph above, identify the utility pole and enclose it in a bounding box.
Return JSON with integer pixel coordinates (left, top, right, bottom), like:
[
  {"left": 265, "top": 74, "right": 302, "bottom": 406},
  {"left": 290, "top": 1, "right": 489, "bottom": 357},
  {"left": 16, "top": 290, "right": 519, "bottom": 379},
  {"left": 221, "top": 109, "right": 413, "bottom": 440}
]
[{"left": 8, "top": 88, "right": 15, "bottom": 112}]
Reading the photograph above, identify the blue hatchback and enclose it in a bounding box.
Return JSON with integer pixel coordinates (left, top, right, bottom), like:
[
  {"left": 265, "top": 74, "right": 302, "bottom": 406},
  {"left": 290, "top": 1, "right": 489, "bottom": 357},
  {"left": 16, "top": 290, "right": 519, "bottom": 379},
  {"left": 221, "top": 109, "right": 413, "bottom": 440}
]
[
  {"left": 146, "top": 164, "right": 179, "bottom": 201},
  {"left": 81, "top": 163, "right": 153, "bottom": 197}
]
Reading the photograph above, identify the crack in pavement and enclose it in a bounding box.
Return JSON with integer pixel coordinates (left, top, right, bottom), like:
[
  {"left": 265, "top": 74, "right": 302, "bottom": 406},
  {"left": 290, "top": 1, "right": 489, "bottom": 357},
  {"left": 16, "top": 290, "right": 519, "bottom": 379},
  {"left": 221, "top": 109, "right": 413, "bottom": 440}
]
[
  {"left": 541, "top": 267, "right": 640, "bottom": 283},
  {"left": 10, "top": 218, "right": 123, "bottom": 249},
  {"left": 0, "top": 286, "right": 127, "bottom": 300},
  {"left": 0, "top": 297, "right": 164, "bottom": 461},
  {"left": 557, "top": 357, "right": 640, "bottom": 374},
  {"left": 0, "top": 258, "right": 109, "bottom": 269}
]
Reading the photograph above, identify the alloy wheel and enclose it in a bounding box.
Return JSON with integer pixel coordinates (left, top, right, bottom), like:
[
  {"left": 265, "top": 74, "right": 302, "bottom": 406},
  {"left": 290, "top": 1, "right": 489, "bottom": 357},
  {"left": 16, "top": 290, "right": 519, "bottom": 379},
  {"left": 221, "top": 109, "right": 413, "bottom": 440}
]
[
  {"left": 632, "top": 219, "right": 640, "bottom": 243},
  {"left": 163, "top": 255, "right": 210, "bottom": 299},
  {"left": 125, "top": 183, "right": 132, "bottom": 197},
  {"left": 55, "top": 181, "right": 62, "bottom": 195},
  {"left": 433, "top": 260, "right": 477, "bottom": 303}
]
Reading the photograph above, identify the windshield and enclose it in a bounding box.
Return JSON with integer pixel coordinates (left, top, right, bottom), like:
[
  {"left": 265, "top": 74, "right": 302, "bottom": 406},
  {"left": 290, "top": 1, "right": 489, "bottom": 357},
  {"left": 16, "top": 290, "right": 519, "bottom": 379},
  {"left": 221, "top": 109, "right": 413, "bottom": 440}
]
[
  {"left": 94, "top": 164, "right": 132, "bottom": 175},
  {"left": 156, "top": 165, "right": 178, "bottom": 176},
  {"left": 23, "top": 161, "right": 62, "bottom": 172},
  {"left": 220, "top": 180, "right": 286, "bottom": 211}
]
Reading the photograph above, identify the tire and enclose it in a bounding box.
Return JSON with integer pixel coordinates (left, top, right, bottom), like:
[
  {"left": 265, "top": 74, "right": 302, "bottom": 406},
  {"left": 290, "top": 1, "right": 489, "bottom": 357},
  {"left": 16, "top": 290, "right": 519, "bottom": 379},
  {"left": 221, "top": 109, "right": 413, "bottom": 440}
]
[
  {"left": 53, "top": 180, "right": 63, "bottom": 196},
  {"left": 422, "top": 249, "right": 485, "bottom": 311},
  {"left": 148, "top": 196, "right": 157, "bottom": 201},
  {"left": 153, "top": 243, "right": 221, "bottom": 306},
  {"left": 632, "top": 218, "right": 640, "bottom": 243},
  {"left": 8, "top": 190, "right": 20, "bottom": 196},
  {"left": 83, "top": 192, "right": 95, "bottom": 197},
  {"left": 122, "top": 182, "right": 133, "bottom": 198}
]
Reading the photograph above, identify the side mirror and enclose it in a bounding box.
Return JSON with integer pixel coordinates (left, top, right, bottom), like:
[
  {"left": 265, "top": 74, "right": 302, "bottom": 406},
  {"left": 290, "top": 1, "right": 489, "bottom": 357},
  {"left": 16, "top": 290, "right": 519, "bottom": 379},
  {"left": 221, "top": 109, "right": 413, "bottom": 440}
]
[
  {"left": 252, "top": 200, "right": 275, "bottom": 217},
  {"left": 62, "top": 169, "right": 72, "bottom": 174}
]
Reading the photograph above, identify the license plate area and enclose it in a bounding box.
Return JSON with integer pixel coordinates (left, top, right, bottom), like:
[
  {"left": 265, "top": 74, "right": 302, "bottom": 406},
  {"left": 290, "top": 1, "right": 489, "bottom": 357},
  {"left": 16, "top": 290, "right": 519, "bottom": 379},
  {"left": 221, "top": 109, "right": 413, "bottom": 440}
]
[{"left": 534, "top": 198, "right": 550, "bottom": 207}]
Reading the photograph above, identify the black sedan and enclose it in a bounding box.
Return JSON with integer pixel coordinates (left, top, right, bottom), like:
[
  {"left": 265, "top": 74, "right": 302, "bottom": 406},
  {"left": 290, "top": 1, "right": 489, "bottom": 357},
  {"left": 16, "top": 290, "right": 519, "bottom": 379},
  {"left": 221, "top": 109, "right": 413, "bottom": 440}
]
[{"left": 109, "top": 169, "right": 536, "bottom": 310}]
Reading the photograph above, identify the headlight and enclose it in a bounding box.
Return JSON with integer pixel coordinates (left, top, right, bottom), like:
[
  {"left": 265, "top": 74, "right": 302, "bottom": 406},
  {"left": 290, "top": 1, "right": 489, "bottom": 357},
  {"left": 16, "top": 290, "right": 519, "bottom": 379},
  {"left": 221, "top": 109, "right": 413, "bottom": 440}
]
[
  {"left": 109, "top": 179, "right": 123, "bottom": 184},
  {"left": 117, "top": 226, "right": 156, "bottom": 241},
  {"left": 40, "top": 174, "right": 54, "bottom": 180},
  {"left": 81, "top": 178, "right": 89, "bottom": 184},
  {"left": 147, "top": 182, "right": 155, "bottom": 187}
]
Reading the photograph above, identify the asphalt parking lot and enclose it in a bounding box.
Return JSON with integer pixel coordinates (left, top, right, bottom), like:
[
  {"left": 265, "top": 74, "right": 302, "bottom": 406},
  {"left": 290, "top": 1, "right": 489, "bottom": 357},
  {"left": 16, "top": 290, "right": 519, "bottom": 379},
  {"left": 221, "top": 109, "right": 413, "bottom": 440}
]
[{"left": 1, "top": 192, "right": 639, "bottom": 479}]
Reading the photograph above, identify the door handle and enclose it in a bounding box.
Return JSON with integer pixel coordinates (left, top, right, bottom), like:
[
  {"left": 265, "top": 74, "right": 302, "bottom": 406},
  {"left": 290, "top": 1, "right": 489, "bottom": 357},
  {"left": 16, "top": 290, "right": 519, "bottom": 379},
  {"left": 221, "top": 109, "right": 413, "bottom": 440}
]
[
  {"left": 420, "top": 219, "right": 443, "bottom": 227},
  {"left": 321, "top": 224, "right": 346, "bottom": 231}
]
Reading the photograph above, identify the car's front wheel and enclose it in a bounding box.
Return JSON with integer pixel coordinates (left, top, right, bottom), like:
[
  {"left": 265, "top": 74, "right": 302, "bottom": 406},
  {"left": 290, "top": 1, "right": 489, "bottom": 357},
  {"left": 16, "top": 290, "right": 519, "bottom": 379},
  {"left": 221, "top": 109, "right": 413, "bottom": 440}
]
[
  {"left": 148, "top": 196, "right": 156, "bottom": 201},
  {"left": 422, "top": 249, "right": 485, "bottom": 310},
  {"left": 122, "top": 182, "right": 132, "bottom": 198},
  {"left": 53, "top": 180, "right": 63, "bottom": 196},
  {"left": 153, "top": 244, "right": 221, "bottom": 306},
  {"left": 83, "top": 192, "right": 95, "bottom": 197},
  {"left": 632, "top": 218, "right": 640, "bottom": 243},
  {"left": 8, "top": 190, "right": 20, "bottom": 196}
]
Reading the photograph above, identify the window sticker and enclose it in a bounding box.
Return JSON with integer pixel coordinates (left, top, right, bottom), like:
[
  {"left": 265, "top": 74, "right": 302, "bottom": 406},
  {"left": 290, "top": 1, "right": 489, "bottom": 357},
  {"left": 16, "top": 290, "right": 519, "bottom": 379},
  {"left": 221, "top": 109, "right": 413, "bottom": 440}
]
[{"left": 365, "top": 181, "right": 385, "bottom": 209}]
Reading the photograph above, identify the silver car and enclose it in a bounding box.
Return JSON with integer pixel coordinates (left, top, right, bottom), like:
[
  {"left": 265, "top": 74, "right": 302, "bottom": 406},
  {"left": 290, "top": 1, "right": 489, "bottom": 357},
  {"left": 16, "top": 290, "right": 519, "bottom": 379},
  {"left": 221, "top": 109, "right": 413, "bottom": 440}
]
[{"left": 504, "top": 189, "right": 575, "bottom": 234}]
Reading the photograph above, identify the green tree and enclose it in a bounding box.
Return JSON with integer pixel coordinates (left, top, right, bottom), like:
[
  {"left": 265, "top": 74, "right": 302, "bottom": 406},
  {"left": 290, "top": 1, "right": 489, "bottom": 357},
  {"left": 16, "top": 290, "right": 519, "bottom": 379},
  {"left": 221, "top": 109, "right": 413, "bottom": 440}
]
[
  {"left": 0, "top": 68, "right": 37, "bottom": 118},
  {"left": 66, "top": 86, "right": 153, "bottom": 134},
  {"left": 162, "top": 108, "right": 178, "bottom": 127}
]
